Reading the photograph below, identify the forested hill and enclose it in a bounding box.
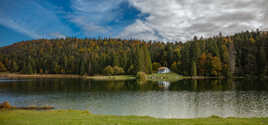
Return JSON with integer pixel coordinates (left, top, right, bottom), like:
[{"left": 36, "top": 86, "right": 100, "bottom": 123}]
[{"left": 0, "top": 30, "right": 268, "bottom": 77}]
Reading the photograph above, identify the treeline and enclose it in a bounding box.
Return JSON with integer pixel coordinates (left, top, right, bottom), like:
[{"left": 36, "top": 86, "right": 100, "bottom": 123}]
[{"left": 0, "top": 30, "right": 268, "bottom": 77}]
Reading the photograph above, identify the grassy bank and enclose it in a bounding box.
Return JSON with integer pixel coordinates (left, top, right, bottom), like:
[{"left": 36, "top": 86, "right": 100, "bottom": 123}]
[
  {"left": 182, "top": 76, "right": 225, "bottom": 80},
  {"left": 145, "top": 73, "right": 227, "bottom": 82},
  {"left": 0, "top": 73, "right": 135, "bottom": 81},
  {"left": 146, "top": 72, "right": 184, "bottom": 82},
  {"left": 0, "top": 110, "right": 267, "bottom": 125},
  {"left": 0, "top": 72, "right": 184, "bottom": 81},
  {"left": 0, "top": 73, "right": 83, "bottom": 79},
  {"left": 86, "top": 75, "right": 136, "bottom": 81},
  {"left": 0, "top": 73, "right": 253, "bottom": 82}
]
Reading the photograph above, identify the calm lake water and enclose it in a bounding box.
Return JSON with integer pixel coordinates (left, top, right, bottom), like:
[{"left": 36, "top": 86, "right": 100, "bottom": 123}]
[{"left": 1, "top": 78, "right": 268, "bottom": 118}]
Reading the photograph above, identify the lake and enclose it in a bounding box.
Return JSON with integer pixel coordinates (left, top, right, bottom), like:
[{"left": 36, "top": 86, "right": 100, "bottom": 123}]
[{"left": 0, "top": 78, "right": 268, "bottom": 118}]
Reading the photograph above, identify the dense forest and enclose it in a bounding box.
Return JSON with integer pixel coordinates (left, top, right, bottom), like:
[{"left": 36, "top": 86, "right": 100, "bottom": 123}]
[{"left": 0, "top": 30, "right": 268, "bottom": 77}]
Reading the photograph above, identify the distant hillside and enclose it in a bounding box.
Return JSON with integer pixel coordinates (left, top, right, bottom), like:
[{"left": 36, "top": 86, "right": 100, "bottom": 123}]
[{"left": 0, "top": 30, "right": 268, "bottom": 77}]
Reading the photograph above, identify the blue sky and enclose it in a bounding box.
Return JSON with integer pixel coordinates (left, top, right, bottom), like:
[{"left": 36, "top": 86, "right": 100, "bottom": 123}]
[
  {"left": 0, "top": 0, "right": 267, "bottom": 46},
  {"left": 0, "top": 0, "right": 145, "bottom": 46}
]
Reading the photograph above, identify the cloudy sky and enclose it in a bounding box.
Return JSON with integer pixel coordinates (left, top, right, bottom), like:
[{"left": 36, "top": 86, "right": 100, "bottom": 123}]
[{"left": 0, "top": 0, "right": 268, "bottom": 46}]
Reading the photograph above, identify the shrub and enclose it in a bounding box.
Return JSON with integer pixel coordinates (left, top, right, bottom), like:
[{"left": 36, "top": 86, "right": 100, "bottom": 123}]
[
  {"left": 103, "top": 65, "right": 114, "bottom": 75},
  {"left": 113, "top": 66, "right": 125, "bottom": 75},
  {"left": 0, "top": 101, "right": 12, "bottom": 109},
  {"left": 103, "top": 65, "right": 125, "bottom": 75},
  {"left": 210, "top": 115, "right": 221, "bottom": 119},
  {"left": 136, "top": 72, "right": 146, "bottom": 81}
]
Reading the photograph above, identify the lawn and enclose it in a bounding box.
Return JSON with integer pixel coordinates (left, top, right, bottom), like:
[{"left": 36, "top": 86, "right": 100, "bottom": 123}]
[
  {"left": 146, "top": 72, "right": 184, "bottom": 82},
  {"left": 86, "top": 75, "right": 136, "bottom": 81},
  {"left": 0, "top": 73, "right": 136, "bottom": 81},
  {"left": 0, "top": 110, "right": 267, "bottom": 125}
]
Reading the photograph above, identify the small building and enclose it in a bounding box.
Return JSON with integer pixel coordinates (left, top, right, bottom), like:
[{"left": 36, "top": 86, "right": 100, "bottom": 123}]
[{"left": 157, "top": 67, "right": 170, "bottom": 74}]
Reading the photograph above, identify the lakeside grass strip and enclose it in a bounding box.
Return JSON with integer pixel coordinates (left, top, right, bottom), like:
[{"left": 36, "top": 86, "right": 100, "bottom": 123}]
[
  {"left": 0, "top": 73, "right": 251, "bottom": 82},
  {"left": 146, "top": 72, "right": 184, "bottom": 82},
  {"left": 86, "top": 75, "right": 136, "bottom": 81},
  {"left": 0, "top": 110, "right": 267, "bottom": 125},
  {"left": 0, "top": 73, "right": 136, "bottom": 81}
]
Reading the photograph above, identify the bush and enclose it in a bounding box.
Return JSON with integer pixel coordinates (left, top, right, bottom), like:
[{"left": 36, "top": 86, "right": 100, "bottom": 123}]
[
  {"left": 113, "top": 66, "right": 125, "bottom": 75},
  {"left": 0, "top": 101, "right": 12, "bottom": 109},
  {"left": 136, "top": 72, "right": 146, "bottom": 81},
  {"left": 210, "top": 115, "right": 221, "bottom": 119},
  {"left": 103, "top": 65, "right": 125, "bottom": 75},
  {"left": 103, "top": 65, "right": 114, "bottom": 75}
]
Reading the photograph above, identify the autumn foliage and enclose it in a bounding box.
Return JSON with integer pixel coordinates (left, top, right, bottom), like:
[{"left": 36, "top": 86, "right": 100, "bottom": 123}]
[{"left": 0, "top": 30, "right": 268, "bottom": 77}]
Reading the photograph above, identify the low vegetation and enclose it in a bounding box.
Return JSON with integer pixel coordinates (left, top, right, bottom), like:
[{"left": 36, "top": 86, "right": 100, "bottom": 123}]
[
  {"left": 0, "top": 110, "right": 267, "bottom": 125},
  {"left": 0, "top": 73, "right": 83, "bottom": 79},
  {"left": 0, "top": 101, "right": 54, "bottom": 110},
  {"left": 136, "top": 72, "right": 147, "bottom": 81},
  {"left": 146, "top": 72, "right": 183, "bottom": 82},
  {"left": 0, "top": 101, "right": 12, "bottom": 109},
  {"left": 86, "top": 75, "right": 136, "bottom": 81},
  {"left": 0, "top": 73, "right": 136, "bottom": 81}
]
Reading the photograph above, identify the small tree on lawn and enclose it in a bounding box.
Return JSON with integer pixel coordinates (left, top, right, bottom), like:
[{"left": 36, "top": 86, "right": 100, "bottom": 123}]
[
  {"left": 136, "top": 72, "right": 146, "bottom": 81},
  {"left": 103, "top": 65, "right": 114, "bottom": 75},
  {"left": 113, "top": 66, "right": 125, "bottom": 75}
]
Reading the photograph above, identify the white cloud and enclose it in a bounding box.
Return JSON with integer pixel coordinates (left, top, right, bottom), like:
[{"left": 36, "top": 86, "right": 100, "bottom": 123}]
[
  {"left": 69, "top": 0, "right": 125, "bottom": 36},
  {"left": 0, "top": 17, "right": 41, "bottom": 39},
  {"left": 120, "top": 0, "right": 268, "bottom": 42},
  {"left": 119, "top": 20, "right": 160, "bottom": 41}
]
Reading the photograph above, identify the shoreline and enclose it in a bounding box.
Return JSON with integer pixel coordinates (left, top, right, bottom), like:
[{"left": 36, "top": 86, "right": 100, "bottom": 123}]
[
  {"left": 0, "top": 101, "right": 54, "bottom": 110},
  {"left": 0, "top": 73, "right": 83, "bottom": 79},
  {"left": 0, "top": 110, "right": 267, "bottom": 125},
  {"left": 0, "top": 73, "right": 263, "bottom": 81},
  {"left": 0, "top": 73, "right": 136, "bottom": 81}
]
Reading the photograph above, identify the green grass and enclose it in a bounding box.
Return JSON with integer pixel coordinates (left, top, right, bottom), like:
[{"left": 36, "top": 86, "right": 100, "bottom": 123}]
[
  {"left": 86, "top": 75, "right": 136, "bottom": 81},
  {"left": 146, "top": 72, "right": 183, "bottom": 82},
  {"left": 0, "top": 73, "right": 136, "bottom": 81},
  {"left": 0, "top": 110, "right": 267, "bottom": 125}
]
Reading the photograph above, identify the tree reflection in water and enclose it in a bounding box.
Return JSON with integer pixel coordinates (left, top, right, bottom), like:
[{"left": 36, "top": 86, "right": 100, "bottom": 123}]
[{"left": 1, "top": 78, "right": 268, "bottom": 118}]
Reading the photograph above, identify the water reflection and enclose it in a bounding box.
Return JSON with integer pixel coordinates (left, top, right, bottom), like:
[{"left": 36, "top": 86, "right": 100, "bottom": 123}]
[
  {"left": 0, "top": 78, "right": 268, "bottom": 118},
  {"left": 1, "top": 78, "right": 268, "bottom": 93},
  {"left": 158, "top": 81, "right": 170, "bottom": 89}
]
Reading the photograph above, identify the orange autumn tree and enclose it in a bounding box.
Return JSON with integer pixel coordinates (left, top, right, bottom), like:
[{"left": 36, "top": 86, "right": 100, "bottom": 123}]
[{"left": 199, "top": 53, "right": 222, "bottom": 76}]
